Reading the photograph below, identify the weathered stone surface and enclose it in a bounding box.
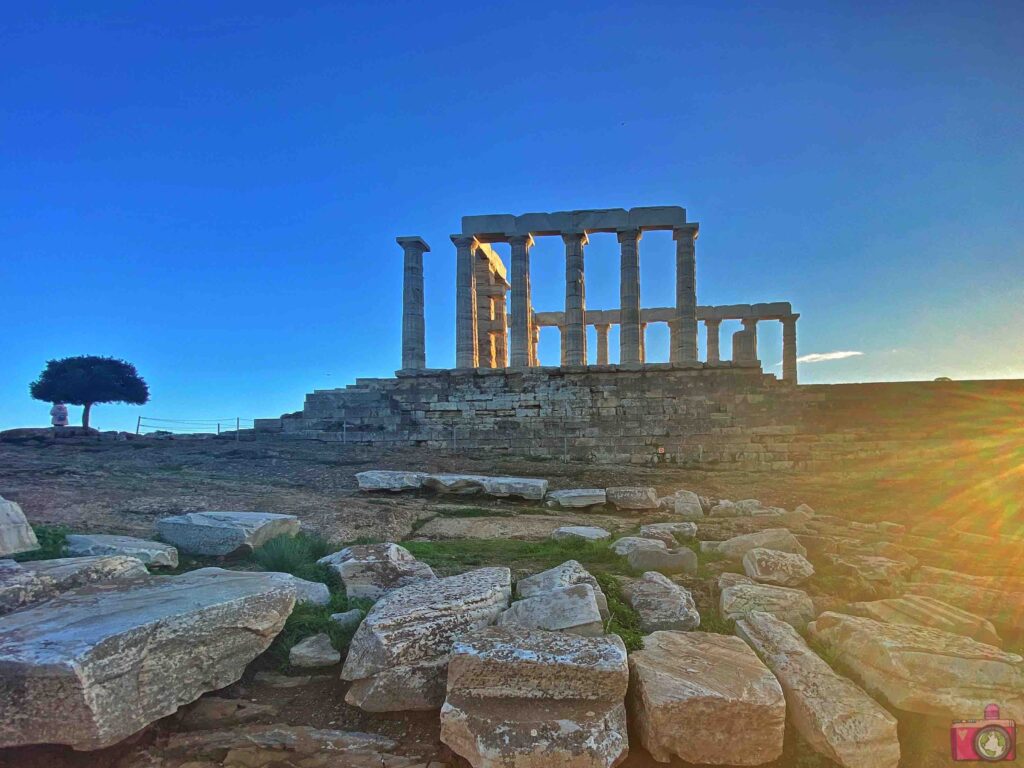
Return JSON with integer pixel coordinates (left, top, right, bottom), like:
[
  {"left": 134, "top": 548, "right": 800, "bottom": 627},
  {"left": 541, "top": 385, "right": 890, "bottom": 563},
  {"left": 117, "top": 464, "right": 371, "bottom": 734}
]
[
  {"left": 736, "top": 611, "right": 900, "bottom": 768},
  {"left": 626, "top": 546, "right": 697, "bottom": 575},
  {"left": 640, "top": 522, "right": 697, "bottom": 542},
  {"left": 0, "top": 569, "right": 296, "bottom": 749},
  {"left": 156, "top": 511, "right": 300, "bottom": 556},
  {"left": 634, "top": 528, "right": 677, "bottom": 547},
  {"left": 516, "top": 560, "right": 609, "bottom": 621},
  {"left": 331, "top": 608, "right": 364, "bottom": 633},
  {"left": 289, "top": 632, "right": 341, "bottom": 667},
  {"left": 318, "top": 542, "right": 436, "bottom": 600},
  {"left": 841, "top": 595, "right": 1002, "bottom": 647},
  {"left": 423, "top": 474, "right": 548, "bottom": 500},
  {"left": 188, "top": 566, "right": 330, "bottom": 606},
  {"left": 808, "top": 611, "right": 1024, "bottom": 720},
  {"left": 717, "top": 528, "right": 807, "bottom": 561},
  {"left": 623, "top": 572, "right": 700, "bottom": 632},
  {"left": 720, "top": 582, "right": 816, "bottom": 630},
  {"left": 441, "top": 626, "right": 629, "bottom": 768},
  {"left": 177, "top": 696, "right": 278, "bottom": 731},
  {"left": 497, "top": 583, "right": 604, "bottom": 636},
  {"left": 662, "top": 489, "right": 704, "bottom": 520},
  {"left": 550, "top": 525, "right": 611, "bottom": 541},
  {"left": 606, "top": 486, "right": 658, "bottom": 510},
  {"left": 341, "top": 567, "right": 511, "bottom": 711},
  {"left": 611, "top": 536, "right": 666, "bottom": 556},
  {"left": 1, "top": 555, "right": 151, "bottom": 616},
  {"left": 742, "top": 547, "right": 814, "bottom": 586},
  {"left": 0, "top": 496, "right": 38, "bottom": 556},
  {"left": 825, "top": 554, "right": 912, "bottom": 583},
  {"left": 906, "top": 581, "right": 1024, "bottom": 632},
  {"left": 717, "top": 571, "right": 754, "bottom": 593},
  {"left": 547, "top": 489, "right": 607, "bottom": 508},
  {"left": 65, "top": 533, "right": 179, "bottom": 568},
  {"left": 355, "top": 470, "right": 428, "bottom": 491},
  {"left": 629, "top": 631, "right": 785, "bottom": 765}
]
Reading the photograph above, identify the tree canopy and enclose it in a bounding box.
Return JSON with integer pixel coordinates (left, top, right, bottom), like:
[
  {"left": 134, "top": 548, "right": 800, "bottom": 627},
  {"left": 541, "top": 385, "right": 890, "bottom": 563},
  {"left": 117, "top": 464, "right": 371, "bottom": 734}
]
[{"left": 30, "top": 356, "right": 150, "bottom": 428}]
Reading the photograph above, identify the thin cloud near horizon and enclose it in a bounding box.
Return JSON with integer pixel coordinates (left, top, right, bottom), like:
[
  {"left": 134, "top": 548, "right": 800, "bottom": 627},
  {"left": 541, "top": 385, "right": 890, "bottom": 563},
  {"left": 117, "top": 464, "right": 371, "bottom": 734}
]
[{"left": 796, "top": 350, "right": 864, "bottom": 364}]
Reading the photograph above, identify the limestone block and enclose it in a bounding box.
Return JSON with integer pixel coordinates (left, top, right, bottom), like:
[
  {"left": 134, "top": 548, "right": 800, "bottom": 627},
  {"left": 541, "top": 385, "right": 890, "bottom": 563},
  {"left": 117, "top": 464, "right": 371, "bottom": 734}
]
[
  {"left": 717, "top": 571, "right": 755, "bottom": 595},
  {"left": 720, "top": 582, "right": 817, "bottom": 630},
  {"left": 611, "top": 536, "right": 667, "bottom": 556},
  {"left": 317, "top": 543, "right": 435, "bottom": 600},
  {"left": 516, "top": 560, "right": 609, "bottom": 621},
  {"left": 742, "top": 547, "right": 815, "bottom": 586},
  {"left": 841, "top": 595, "right": 1001, "bottom": 647},
  {"left": 640, "top": 522, "right": 697, "bottom": 542},
  {"left": 628, "top": 631, "right": 785, "bottom": 765},
  {"left": 189, "top": 566, "right": 329, "bottom": 606},
  {"left": 1, "top": 555, "right": 150, "bottom": 616},
  {"left": 735, "top": 611, "right": 900, "bottom": 768},
  {"left": 65, "top": 533, "right": 179, "bottom": 568},
  {"left": 289, "top": 633, "right": 341, "bottom": 668},
  {"left": 547, "top": 489, "right": 607, "bottom": 508},
  {"left": 497, "top": 583, "right": 604, "bottom": 636},
  {"left": 550, "top": 525, "right": 611, "bottom": 542},
  {"left": 717, "top": 528, "right": 807, "bottom": 561},
  {"left": 330, "top": 608, "right": 364, "bottom": 633},
  {"left": 658, "top": 490, "right": 704, "bottom": 520},
  {"left": 0, "top": 569, "right": 296, "bottom": 750},
  {"left": 626, "top": 546, "right": 697, "bottom": 575},
  {"left": 156, "top": 511, "right": 300, "bottom": 556},
  {"left": 606, "top": 486, "right": 659, "bottom": 510},
  {"left": 0, "top": 496, "right": 38, "bottom": 556},
  {"left": 623, "top": 571, "right": 700, "bottom": 632},
  {"left": 808, "top": 612, "right": 1024, "bottom": 721},
  {"left": 424, "top": 474, "right": 548, "bottom": 500},
  {"left": 341, "top": 567, "right": 511, "bottom": 711},
  {"left": 461, "top": 213, "right": 517, "bottom": 236},
  {"left": 355, "top": 470, "right": 428, "bottom": 491}
]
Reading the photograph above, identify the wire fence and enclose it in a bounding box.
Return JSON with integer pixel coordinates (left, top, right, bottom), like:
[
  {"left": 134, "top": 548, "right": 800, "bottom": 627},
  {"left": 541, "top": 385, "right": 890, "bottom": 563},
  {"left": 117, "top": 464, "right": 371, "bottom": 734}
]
[{"left": 136, "top": 416, "right": 255, "bottom": 439}]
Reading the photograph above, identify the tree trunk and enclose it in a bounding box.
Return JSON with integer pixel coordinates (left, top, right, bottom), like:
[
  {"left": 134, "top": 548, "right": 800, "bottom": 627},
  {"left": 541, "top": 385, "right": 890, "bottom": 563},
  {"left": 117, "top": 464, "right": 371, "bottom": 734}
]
[{"left": 82, "top": 402, "right": 92, "bottom": 429}]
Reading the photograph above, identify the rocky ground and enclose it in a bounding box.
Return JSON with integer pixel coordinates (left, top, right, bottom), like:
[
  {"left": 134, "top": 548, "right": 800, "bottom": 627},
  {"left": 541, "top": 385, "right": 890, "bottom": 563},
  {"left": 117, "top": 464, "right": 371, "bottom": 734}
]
[{"left": 1, "top": 432, "right": 1022, "bottom": 768}]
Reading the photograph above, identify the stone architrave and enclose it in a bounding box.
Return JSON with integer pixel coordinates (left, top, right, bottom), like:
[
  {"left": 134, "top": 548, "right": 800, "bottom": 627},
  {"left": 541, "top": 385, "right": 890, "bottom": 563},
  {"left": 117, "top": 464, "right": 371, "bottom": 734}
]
[
  {"left": 317, "top": 543, "right": 435, "bottom": 601},
  {"left": 629, "top": 630, "right": 785, "bottom": 766},
  {"left": 156, "top": 511, "right": 300, "bottom": 556},
  {"left": 341, "top": 567, "right": 511, "bottom": 711},
  {"left": 0, "top": 569, "right": 296, "bottom": 750},
  {"left": 735, "top": 611, "right": 900, "bottom": 768},
  {"left": 441, "top": 626, "right": 629, "bottom": 768},
  {"left": 65, "top": 534, "right": 179, "bottom": 568},
  {"left": 0, "top": 496, "right": 38, "bottom": 556}
]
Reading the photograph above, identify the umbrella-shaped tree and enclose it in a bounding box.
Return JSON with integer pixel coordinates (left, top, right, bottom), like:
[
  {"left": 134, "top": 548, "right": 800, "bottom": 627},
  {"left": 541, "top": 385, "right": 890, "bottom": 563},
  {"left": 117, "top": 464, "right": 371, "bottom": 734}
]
[{"left": 30, "top": 356, "right": 150, "bottom": 429}]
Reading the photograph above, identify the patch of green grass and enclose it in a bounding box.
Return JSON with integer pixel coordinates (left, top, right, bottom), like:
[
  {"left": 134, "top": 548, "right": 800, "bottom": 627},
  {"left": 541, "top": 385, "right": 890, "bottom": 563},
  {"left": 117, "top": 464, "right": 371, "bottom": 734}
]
[
  {"left": 263, "top": 590, "right": 373, "bottom": 669},
  {"left": 683, "top": 542, "right": 726, "bottom": 579},
  {"left": 402, "top": 537, "right": 627, "bottom": 576},
  {"left": 252, "top": 532, "right": 334, "bottom": 583},
  {"left": 594, "top": 572, "right": 644, "bottom": 651},
  {"left": 13, "top": 524, "right": 71, "bottom": 562},
  {"left": 698, "top": 602, "right": 736, "bottom": 635}
]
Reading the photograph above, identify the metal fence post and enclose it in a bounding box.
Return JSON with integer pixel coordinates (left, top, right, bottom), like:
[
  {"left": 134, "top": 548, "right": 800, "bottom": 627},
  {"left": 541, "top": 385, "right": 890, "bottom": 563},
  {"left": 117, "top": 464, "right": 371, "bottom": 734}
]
[
  {"left": 236, "top": 417, "right": 240, "bottom": 442},
  {"left": 135, "top": 416, "right": 141, "bottom": 435}
]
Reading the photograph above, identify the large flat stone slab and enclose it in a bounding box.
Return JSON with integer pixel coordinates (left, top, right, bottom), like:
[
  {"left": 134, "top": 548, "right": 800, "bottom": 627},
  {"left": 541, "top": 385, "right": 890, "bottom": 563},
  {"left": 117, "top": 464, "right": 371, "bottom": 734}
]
[
  {"left": 497, "top": 583, "right": 604, "bottom": 636},
  {"left": 423, "top": 474, "right": 548, "bottom": 500},
  {"left": 841, "top": 595, "right": 1002, "bottom": 647},
  {"left": 0, "top": 569, "right": 296, "bottom": 749},
  {"left": 808, "top": 611, "right": 1024, "bottom": 720},
  {"left": 629, "top": 631, "right": 785, "bottom": 765},
  {"left": 317, "top": 542, "right": 435, "bottom": 600},
  {"left": 547, "top": 489, "right": 606, "bottom": 508},
  {"left": 0, "top": 496, "right": 38, "bottom": 556},
  {"left": 720, "top": 582, "right": 816, "bottom": 630},
  {"left": 355, "top": 470, "right": 428, "bottom": 491},
  {"left": 156, "top": 511, "right": 300, "bottom": 556},
  {"left": 742, "top": 547, "right": 814, "bottom": 586},
  {"left": 717, "top": 528, "right": 807, "bottom": 561},
  {"left": 65, "top": 533, "right": 179, "bottom": 568},
  {"left": 606, "top": 486, "right": 658, "bottom": 510},
  {"left": 550, "top": 525, "right": 611, "bottom": 542},
  {"left": 341, "top": 567, "right": 511, "bottom": 711},
  {"left": 736, "top": 611, "right": 900, "bottom": 768},
  {"left": 1, "top": 555, "right": 150, "bottom": 616}
]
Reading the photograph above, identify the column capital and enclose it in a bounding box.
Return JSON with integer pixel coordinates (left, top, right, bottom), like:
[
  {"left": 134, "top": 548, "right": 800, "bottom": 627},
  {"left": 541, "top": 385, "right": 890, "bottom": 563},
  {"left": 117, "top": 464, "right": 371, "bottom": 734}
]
[
  {"left": 782, "top": 313, "right": 800, "bottom": 324},
  {"left": 507, "top": 233, "right": 535, "bottom": 248},
  {"left": 672, "top": 223, "right": 700, "bottom": 242},
  {"left": 742, "top": 317, "right": 759, "bottom": 328},
  {"left": 704, "top": 317, "right": 722, "bottom": 327},
  {"left": 450, "top": 234, "right": 479, "bottom": 249},
  {"left": 616, "top": 228, "right": 643, "bottom": 244},
  {"left": 396, "top": 236, "right": 430, "bottom": 253},
  {"left": 560, "top": 231, "right": 589, "bottom": 247}
]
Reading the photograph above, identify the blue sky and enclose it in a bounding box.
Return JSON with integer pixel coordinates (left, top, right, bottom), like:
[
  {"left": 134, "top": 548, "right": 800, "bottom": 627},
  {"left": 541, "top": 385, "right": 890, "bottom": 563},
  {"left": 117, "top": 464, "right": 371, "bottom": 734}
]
[{"left": 3, "top": 1, "right": 1022, "bottom": 432}]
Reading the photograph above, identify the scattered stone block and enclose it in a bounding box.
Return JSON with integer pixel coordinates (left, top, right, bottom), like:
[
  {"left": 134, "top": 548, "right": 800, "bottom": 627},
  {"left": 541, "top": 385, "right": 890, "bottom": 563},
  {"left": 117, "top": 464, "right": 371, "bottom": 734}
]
[
  {"left": 661, "top": 489, "right": 704, "bottom": 520},
  {"left": 0, "top": 569, "right": 296, "bottom": 750},
  {"left": 640, "top": 522, "right": 697, "bottom": 542},
  {"left": 736, "top": 611, "right": 900, "bottom": 768},
  {"left": 550, "top": 525, "right": 611, "bottom": 542},
  {"left": 289, "top": 633, "right": 341, "bottom": 668},
  {"left": 611, "top": 536, "right": 667, "bottom": 556},
  {"left": 547, "top": 489, "right": 607, "bottom": 508},
  {"left": 0, "top": 496, "right": 38, "bottom": 556},
  {"left": 623, "top": 571, "right": 700, "bottom": 632},
  {"left": 720, "top": 582, "right": 816, "bottom": 630},
  {"left": 516, "top": 560, "right": 609, "bottom": 620},
  {"left": 841, "top": 595, "right": 1002, "bottom": 647},
  {"left": 629, "top": 631, "right": 785, "bottom": 765},
  {"left": 156, "top": 511, "right": 300, "bottom": 556},
  {"left": 742, "top": 547, "right": 815, "bottom": 586},
  {"left": 497, "top": 583, "right": 604, "bottom": 636},
  {"left": 606, "top": 486, "right": 659, "bottom": 510},
  {"left": 717, "top": 571, "right": 755, "bottom": 594},
  {"left": 717, "top": 528, "right": 807, "bottom": 561},
  {"left": 65, "top": 533, "right": 179, "bottom": 568},
  {"left": 423, "top": 474, "right": 548, "bottom": 500},
  {"left": 441, "top": 626, "right": 629, "bottom": 768},
  {"left": 341, "top": 567, "right": 511, "bottom": 711},
  {"left": 331, "top": 608, "right": 364, "bottom": 633},
  {"left": 355, "top": 470, "right": 428, "bottom": 491},
  {"left": 626, "top": 546, "right": 697, "bottom": 575},
  {"left": 318, "top": 542, "right": 435, "bottom": 600},
  {"left": 808, "top": 611, "right": 1024, "bottom": 720}
]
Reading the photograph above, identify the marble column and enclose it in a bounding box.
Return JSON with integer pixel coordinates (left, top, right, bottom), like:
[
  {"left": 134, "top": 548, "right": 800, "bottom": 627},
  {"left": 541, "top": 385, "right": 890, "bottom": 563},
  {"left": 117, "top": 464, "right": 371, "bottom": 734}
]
[
  {"left": 617, "top": 228, "right": 642, "bottom": 364},
  {"left": 669, "top": 321, "right": 679, "bottom": 363},
  {"left": 595, "top": 324, "right": 610, "bottom": 365},
  {"left": 639, "top": 322, "right": 648, "bottom": 363},
  {"left": 562, "top": 232, "right": 588, "bottom": 366},
  {"left": 672, "top": 224, "right": 699, "bottom": 363},
  {"left": 530, "top": 319, "right": 540, "bottom": 367},
  {"left": 509, "top": 234, "right": 534, "bottom": 369},
  {"left": 396, "top": 237, "right": 430, "bottom": 370},
  {"left": 782, "top": 314, "right": 799, "bottom": 384},
  {"left": 452, "top": 234, "right": 479, "bottom": 368},
  {"left": 705, "top": 318, "right": 722, "bottom": 364},
  {"left": 741, "top": 318, "right": 759, "bottom": 364},
  {"left": 558, "top": 325, "right": 567, "bottom": 366}
]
